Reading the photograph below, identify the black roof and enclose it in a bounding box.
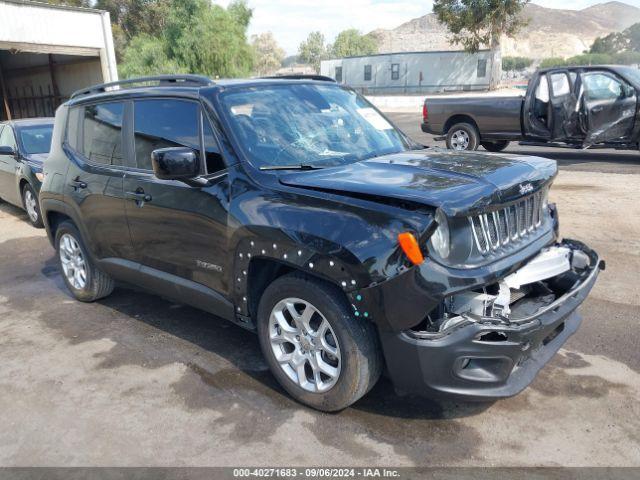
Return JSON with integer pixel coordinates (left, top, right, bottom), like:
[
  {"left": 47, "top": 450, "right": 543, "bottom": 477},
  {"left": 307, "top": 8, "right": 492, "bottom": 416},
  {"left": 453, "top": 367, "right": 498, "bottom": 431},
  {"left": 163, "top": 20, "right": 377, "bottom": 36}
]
[{"left": 66, "top": 74, "right": 341, "bottom": 105}]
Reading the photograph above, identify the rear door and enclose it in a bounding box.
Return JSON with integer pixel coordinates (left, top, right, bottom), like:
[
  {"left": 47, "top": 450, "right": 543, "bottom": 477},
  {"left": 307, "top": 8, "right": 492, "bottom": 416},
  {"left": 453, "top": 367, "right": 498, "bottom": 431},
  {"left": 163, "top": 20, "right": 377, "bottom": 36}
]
[
  {"left": 122, "top": 97, "right": 231, "bottom": 295},
  {"left": 578, "top": 70, "right": 637, "bottom": 145},
  {"left": 0, "top": 125, "right": 21, "bottom": 205},
  {"left": 64, "top": 101, "right": 133, "bottom": 260}
]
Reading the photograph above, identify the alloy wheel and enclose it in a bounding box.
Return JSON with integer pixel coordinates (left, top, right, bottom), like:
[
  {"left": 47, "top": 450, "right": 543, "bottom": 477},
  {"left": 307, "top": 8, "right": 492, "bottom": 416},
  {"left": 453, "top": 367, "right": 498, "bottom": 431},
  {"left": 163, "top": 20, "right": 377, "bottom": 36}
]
[
  {"left": 268, "top": 298, "right": 341, "bottom": 393},
  {"left": 24, "top": 189, "right": 38, "bottom": 223},
  {"left": 59, "top": 233, "right": 87, "bottom": 290}
]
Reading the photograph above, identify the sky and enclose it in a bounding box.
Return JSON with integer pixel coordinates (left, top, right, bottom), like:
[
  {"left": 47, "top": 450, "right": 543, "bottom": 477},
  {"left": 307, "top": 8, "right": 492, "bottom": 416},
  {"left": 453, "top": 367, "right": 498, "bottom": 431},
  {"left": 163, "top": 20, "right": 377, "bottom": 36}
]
[{"left": 213, "top": 0, "right": 640, "bottom": 55}]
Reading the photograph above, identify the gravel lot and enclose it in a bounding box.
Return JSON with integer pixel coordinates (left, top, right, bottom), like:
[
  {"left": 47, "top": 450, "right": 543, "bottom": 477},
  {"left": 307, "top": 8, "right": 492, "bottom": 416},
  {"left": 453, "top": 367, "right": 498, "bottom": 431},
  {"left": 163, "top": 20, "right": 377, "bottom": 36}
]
[{"left": 0, "top": 111, "right": 639, "bottom": 467}]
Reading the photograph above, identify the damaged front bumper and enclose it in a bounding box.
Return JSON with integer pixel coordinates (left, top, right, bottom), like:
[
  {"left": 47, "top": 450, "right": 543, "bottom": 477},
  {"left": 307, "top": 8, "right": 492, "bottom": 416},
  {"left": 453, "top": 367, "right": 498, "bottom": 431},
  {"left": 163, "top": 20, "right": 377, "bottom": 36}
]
[{"left": 377, "top": 239, "right": 603, "bottom": 400}]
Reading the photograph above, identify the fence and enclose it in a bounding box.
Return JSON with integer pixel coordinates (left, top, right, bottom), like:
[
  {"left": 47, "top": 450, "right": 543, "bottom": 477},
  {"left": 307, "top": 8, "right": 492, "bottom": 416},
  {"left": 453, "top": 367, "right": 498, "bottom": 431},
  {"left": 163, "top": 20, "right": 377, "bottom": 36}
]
[{"left": 2, "top": 83, "right": 63, "bottom": 119}]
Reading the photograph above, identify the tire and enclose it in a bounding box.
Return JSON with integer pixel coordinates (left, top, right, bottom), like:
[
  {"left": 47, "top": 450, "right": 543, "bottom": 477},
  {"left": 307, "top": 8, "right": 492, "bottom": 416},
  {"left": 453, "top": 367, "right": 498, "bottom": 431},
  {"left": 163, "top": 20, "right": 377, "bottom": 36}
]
[
  {"left": 446, "top": 122, "right": 479, "bottom": 151},
  {"left": 55, "top": 221, "right": 114, "bottom": 302},
  {"left": 22, "top": 183, "right": 44, "bottom": 228},
  {"left": 481, "top": 140, "right": 510, "bottom": 152},
  {"left": 257, "top": 273, "right": 382, "bottom": 412}
]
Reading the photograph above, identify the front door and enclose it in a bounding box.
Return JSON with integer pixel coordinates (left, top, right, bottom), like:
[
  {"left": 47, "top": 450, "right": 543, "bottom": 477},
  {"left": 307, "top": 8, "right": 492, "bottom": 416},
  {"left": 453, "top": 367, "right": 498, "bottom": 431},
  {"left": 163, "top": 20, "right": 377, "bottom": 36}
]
[
  {"left": 547, "top": 70, "right": 579, "bottom": 142},
  {"left": 0, "top": 125, "right": 21, "bottom": 205},
  {"left": 523, "top": 72, "right": 552, "bottom": 140},
  {"left": 123, "top": 98, "right": 231, "bottom": 295},
  {"left": 579, "top": 70, "right": 637, "bottom": 145}
]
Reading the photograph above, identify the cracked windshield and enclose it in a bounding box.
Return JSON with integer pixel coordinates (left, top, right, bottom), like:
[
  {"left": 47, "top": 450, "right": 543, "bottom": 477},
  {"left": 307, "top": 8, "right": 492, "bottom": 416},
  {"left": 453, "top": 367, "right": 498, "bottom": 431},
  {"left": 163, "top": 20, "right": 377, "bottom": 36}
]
[{"left": 220, "top": 84, "right": 412, "bottom": 168}]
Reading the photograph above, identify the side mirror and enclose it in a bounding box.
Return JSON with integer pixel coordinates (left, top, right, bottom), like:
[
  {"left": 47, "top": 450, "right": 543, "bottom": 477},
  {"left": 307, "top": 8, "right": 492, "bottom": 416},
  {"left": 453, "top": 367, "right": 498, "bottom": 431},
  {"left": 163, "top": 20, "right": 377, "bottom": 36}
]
[
  {"left": 0, "top": 145, "right": 16, "bottom": 156},
  {"left": 151, "top": 147, "right": 200, "bottom": 181}
]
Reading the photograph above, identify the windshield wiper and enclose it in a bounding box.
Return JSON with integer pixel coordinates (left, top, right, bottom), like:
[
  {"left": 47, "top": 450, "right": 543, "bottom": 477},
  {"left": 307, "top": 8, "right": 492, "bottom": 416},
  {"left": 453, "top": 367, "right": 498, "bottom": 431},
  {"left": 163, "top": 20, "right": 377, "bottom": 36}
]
[{"left": 260, "top": 164, "right": 324, "bottom": 171}]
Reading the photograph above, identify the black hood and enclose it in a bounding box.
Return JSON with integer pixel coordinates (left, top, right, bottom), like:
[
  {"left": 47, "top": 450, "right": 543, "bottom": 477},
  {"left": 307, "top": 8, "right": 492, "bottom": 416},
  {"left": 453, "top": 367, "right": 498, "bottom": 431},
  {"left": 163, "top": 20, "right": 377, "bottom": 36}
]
[{"left": 279, "top": 150, "right": 557, "bottom": 216}]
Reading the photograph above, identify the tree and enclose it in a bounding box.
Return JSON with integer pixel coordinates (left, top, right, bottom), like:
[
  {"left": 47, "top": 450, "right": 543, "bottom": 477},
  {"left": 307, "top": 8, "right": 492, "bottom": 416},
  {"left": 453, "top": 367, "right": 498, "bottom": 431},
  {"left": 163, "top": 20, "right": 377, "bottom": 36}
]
[
  {"left": 251, "top": 32, "right": 285, "bottom": 76},
  {"left": 330, "top": 29, "right": 378, "bottom": 58},
  {"left": 94, "top": 0, "right": 172, "bottom": 59},
  {"left": 539, "top": 57, "right": 566, "bottom": 69},
  {"left": 119, "top": 0, "right": 254, "bottom": 78},
  {"left": 590, "top": 22, "right": 640, "bottom": 54},
  {"left": 502, "top": 56, "right": 532, "bottom": 71},
  {"left": 433, "top": 0, "right": 530, "bottom": 89},
  {"left": 298, "top": 32, "right": 328, "bottom": 73}
]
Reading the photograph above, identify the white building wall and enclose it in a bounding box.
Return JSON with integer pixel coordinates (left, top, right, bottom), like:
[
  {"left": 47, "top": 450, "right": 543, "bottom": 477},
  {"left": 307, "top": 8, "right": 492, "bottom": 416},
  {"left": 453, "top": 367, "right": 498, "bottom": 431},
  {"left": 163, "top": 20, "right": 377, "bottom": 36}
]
[
  {"left": 321, "top": 50, "right": 495, "bottom": 94},
  {"left": 0, "top": 0, "right": 117, "bottom": 82}
]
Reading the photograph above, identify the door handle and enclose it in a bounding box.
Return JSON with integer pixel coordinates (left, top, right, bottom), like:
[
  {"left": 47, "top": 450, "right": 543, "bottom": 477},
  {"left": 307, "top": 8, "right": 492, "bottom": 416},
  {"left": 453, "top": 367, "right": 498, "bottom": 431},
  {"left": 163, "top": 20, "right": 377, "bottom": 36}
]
[
  {"left": 591, "top": 106, "right": 604, "bottom": 113},
  {"left": 126, "top": 189, "right": 152, "bottom": 205},
  {"left": 70, "top": 177, "right": 87, "bottom": 190}
]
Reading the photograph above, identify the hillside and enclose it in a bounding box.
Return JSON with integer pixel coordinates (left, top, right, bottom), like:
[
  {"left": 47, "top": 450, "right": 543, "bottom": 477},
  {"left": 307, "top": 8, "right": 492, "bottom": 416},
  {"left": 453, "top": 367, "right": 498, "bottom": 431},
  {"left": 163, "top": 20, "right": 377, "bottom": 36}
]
[{"left": 369, "top": 1, "right": 640, "bottom": 59}]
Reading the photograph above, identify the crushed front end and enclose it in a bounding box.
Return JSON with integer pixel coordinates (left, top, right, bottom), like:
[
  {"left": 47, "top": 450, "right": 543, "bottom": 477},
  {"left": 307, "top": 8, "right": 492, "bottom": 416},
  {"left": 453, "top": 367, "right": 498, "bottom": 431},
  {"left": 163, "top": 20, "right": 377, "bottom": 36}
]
[{"left": 358, "top": 186, "right": 602, "bottom": 400}]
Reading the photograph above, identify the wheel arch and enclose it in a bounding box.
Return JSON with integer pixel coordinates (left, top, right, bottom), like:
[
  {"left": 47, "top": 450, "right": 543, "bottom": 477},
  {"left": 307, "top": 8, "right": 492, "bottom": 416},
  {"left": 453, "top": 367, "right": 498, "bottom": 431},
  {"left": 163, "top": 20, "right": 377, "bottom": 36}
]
[
  {"left": 443, "top": 114, "right": 481, "bottom": 137},
  {"left": 244, "top": 257, "right": 356, "bottom": 324}
]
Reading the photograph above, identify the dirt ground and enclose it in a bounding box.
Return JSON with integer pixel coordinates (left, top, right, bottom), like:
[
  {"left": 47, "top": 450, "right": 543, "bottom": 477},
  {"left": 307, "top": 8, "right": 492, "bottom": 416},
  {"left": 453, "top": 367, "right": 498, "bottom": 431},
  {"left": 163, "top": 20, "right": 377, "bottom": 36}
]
[{"left": 0, "top": 116, "right": 639, "bottom": 466}]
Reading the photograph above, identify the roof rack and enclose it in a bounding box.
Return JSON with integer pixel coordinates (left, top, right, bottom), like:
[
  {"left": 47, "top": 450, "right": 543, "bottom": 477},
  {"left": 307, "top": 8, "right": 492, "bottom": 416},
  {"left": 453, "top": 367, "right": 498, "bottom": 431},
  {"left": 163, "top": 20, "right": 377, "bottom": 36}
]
[
  {"left": 70, "top": 75, "right": 215, "bottom": 99},
  {"left": 259, "top": 74, "right": 336, "bottom": 82}
]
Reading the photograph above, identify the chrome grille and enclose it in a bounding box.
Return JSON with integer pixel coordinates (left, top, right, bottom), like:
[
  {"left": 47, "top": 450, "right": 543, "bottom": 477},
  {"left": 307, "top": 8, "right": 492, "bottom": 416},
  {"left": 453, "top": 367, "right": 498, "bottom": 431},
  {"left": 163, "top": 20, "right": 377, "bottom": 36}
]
[{"left": 470, "top": 189, "right": 547, "bottom": 255}]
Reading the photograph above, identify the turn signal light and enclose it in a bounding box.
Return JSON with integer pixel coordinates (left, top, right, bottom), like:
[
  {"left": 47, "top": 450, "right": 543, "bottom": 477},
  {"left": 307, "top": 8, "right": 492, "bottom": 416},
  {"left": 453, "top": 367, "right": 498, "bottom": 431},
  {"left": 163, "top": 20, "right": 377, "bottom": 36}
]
[{"left": 398, "top": 232, "right": 424, "bottom": 265}]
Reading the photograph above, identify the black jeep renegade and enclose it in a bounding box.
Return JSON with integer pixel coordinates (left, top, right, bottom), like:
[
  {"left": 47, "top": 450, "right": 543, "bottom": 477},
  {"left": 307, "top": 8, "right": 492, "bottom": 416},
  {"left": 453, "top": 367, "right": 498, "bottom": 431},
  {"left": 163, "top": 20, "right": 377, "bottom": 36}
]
[{"left": 40, "top": 75, "right": 602, "bottom": 411}]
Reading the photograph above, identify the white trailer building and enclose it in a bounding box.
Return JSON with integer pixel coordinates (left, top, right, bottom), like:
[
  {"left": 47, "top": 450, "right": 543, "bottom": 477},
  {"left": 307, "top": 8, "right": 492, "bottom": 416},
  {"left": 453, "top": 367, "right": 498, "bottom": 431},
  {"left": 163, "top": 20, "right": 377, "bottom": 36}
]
[
  {"left": 320, "top": 50, "right": 497, "bottom": 95},
  {"left": 0, "top": 0, "right": 118, "bottom": 120}
]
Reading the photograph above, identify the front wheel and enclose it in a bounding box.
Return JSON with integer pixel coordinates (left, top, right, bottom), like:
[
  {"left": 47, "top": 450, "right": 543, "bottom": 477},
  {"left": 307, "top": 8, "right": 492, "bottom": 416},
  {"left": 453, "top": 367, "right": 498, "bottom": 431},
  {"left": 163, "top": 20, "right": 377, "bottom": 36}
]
[
  {"left": 481, "top": 140, "right": 510, "bottom": 152},
  {"left": 22, "top": 183, "right": 43, "bottom": 228},
  {"left": 257, "top": 273, "right": 382, "bottom": 412},
  {"left": 446, "top": 122, "right": 479, "bottom": 151}
]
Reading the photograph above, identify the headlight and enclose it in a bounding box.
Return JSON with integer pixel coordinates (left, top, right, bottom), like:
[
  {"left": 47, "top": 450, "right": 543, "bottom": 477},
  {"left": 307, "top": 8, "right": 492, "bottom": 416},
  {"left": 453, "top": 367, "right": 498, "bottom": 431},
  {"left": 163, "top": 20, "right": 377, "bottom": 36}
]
[
  {"left": 429, "top": 209, "right": 450, "bottom": 259},
  {"left": 35, "top": 172, "right": 45, "bottom": 182}
]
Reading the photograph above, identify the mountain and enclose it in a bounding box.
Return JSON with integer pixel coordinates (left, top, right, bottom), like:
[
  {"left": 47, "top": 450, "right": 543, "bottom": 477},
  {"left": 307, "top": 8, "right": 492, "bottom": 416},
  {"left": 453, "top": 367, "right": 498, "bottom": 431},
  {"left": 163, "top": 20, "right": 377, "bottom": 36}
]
[{"left": 368, "top": 1, "right": 640, "bottom": 59}]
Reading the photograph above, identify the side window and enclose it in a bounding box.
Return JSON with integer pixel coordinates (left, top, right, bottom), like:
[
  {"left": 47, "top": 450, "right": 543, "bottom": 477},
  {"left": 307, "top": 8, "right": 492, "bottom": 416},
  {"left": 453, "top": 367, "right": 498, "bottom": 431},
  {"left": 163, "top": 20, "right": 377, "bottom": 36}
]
[
  {"left": 477, "top": 59, "right": 487, "bottom": 78},
  {"left": 335, "top": 66, "right": 342, "bottom": 83},
  {"left": 583, "top": 73, "right": 625, "bottom": 102},
  {"left": 66, "top": 106, "right": 82, "bottom": 152},
  {"left": 364, "top": 65, "right": 372, "bottom": 82},
  {"left": 202, "top": 114, "right": 225, "bottom": 174},
  {"left": 133, "top": 99, "right": 199, "bottom": 171},
  {"left": 82, "top": 102, "right": 124, "bottom": 165},
  {"left": 391, "top": 63, "right": 400, "bottom": 80},
  {"left": 0, "top": 125, "right": 16, "bottom": 149},
  {"left": 535, "top": 75, "right": 550, "bottom": 103},
  {"left": 550, "top": 73, "right": 570, "bottom": 97}
]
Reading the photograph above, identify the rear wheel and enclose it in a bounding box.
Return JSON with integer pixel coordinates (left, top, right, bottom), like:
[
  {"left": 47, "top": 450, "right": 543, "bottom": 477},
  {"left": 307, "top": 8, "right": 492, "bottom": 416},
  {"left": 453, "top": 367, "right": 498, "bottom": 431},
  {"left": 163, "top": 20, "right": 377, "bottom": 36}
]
[
  {"left": 55, "top": 221, "right": 114, "bottom": 302},
  {"left": 481, "top": 140, "right": 510, "bottom": 152},
  {"left": 257, "top": 273, "right": 382, "bottom": 412},
  {"left": 22, "top": 183, "right": 43, "bottom": 228},
  {"left": 446, "top": 122, "right": 479, "bottom": 151}
]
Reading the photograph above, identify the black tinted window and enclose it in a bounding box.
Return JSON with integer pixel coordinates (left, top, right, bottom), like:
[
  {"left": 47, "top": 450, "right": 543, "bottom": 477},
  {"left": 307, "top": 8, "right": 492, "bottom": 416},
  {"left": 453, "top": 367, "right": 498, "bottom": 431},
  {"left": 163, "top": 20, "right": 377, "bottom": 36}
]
[
  {"left": 134, "top": 99, "right": 199, "bottom": 170},
  {"left": 82, "top": 102, "right": 124, "bottom": 165},
  {"left": 67, "top": 106, "right": 82, "bottom": 151}
]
